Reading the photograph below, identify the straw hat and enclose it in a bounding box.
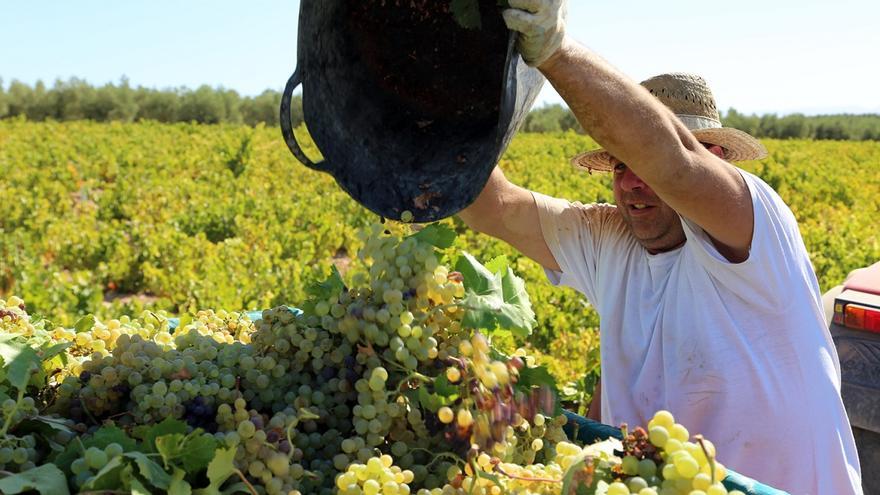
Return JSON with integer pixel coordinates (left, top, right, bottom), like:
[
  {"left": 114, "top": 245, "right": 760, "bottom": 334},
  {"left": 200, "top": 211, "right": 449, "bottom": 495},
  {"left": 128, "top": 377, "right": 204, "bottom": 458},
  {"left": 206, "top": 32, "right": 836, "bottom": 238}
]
[{"left": 571, "top": 73, "right": 768, "bottom": 172}]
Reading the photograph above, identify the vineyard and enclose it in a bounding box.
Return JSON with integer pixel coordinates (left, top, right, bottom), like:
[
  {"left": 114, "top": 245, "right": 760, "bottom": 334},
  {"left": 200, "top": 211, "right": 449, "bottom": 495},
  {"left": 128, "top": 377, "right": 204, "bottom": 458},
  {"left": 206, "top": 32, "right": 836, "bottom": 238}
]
[
  {"left": 1, "top": 120, "right": 879, "bottom": 387},
  {"left": 0, "top": 120, "right": 877, "bottom": 494}
]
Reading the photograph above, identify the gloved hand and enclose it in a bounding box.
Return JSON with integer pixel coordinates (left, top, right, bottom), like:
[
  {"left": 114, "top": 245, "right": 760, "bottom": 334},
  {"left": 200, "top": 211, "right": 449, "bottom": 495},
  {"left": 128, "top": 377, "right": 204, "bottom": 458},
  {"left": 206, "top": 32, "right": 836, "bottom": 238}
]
[{"left": 502, "top": 0, "right": 567, "bottom": 68}]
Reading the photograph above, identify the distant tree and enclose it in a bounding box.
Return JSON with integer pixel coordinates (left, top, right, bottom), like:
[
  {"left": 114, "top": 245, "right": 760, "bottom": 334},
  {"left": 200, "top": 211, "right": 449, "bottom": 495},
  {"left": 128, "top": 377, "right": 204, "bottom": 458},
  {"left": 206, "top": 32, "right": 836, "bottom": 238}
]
[
  {"left": 107, "top": 77, "right": 138, "bottom": 122},
  {"left": 135, "top": 89, "right": 181, "bottom": 122},
  {"left": 241, "top": 89, "right": 289, "bottom": 126},
  {"left": 0, "top": 78, "right": 8, "bottom": 118},
  {"left": 523, "top": 104, "right": 583, "bottom": 133},
  {"left": 179, "top": 85, "right": 227, "bottom": 124}
]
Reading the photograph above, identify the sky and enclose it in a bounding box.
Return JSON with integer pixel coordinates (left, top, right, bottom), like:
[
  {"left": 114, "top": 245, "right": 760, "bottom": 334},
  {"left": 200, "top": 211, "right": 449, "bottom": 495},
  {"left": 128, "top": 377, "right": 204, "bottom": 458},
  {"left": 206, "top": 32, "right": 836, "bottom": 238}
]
[{"left": 2, "top": 0, "right": 878, "bottom": 116}]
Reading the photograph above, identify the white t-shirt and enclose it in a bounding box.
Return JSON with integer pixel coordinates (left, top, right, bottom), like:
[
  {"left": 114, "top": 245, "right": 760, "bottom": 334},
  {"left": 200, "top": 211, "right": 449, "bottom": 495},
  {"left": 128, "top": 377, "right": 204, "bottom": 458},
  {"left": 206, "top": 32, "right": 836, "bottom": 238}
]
[{"left": 534, "top": 170, "right": 862, "bottom": 495}]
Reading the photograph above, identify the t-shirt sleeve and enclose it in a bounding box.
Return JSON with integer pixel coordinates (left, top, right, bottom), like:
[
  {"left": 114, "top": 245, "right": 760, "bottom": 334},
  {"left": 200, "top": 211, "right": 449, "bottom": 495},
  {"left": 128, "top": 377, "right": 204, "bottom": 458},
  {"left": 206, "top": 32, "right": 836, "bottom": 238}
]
[
  {"left": 678, "top": 169, "right": 815, "bottom": 311},
  {"left": 532, "top": 192, "right": 622, "bottom": 306}
]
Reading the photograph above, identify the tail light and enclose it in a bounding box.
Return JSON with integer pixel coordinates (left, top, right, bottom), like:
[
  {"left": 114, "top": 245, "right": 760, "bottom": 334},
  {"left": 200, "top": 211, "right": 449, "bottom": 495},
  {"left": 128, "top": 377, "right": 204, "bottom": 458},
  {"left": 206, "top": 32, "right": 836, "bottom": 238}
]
[{"left": 834, "top": 301, "right": 880, "bottom": 334}]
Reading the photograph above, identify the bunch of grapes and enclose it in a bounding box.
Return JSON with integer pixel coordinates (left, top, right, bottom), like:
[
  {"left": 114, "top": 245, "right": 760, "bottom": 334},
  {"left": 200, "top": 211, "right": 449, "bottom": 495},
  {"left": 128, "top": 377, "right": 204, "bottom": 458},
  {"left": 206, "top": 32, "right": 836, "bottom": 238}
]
[
  {"left": 0, "top": 433, "right": 40, "bottom": 474},
  {"left": 69, "top": 443, "right": 125, "bottom": 490},
  {"left": 335, "top": 454, "right": 415, "bottom": 495},
  {"left": 2, "top": 221, "right": 761, "bottom": 495}
]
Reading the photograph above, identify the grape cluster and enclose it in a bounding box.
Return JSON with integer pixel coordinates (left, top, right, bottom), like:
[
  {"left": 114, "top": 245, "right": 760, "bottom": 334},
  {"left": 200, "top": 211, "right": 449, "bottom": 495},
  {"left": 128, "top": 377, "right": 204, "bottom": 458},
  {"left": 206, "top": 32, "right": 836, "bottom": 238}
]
[
  {"left": 5, "top": 222, "right": 757, "bottom": 494},
  {"left": 0, "top": 433, "right": 39, "bottom": 474},
  {"left": 69, "top": 443, "right": 124, "bottom": 488}
]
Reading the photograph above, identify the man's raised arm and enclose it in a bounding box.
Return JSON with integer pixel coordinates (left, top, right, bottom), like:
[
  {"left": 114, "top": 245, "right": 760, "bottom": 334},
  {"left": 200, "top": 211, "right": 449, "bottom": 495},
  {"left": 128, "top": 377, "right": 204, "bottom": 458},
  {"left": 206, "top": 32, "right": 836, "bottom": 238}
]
[
  {"left": 503, "top": 0, "right": 755, "bottom": 261},
  {"left": 458, "top": 167, "right": 560, "bottom": 272}
]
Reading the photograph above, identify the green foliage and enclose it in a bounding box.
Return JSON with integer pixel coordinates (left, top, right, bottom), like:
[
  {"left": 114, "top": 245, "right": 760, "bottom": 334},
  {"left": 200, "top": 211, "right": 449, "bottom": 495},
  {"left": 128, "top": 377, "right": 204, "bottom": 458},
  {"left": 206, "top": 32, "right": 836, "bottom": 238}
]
[
  {"left": 0, "top": 121, "right": 878, "bottom": 395},
  {"left": 0, "top": 78, "right": 302, "bottom": 127}
]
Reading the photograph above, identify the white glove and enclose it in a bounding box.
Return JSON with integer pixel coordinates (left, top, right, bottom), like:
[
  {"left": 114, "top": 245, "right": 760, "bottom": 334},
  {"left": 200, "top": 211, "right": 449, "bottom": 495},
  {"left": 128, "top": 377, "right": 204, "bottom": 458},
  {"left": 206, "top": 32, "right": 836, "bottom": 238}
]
[{"left": 502, "top": 0, "right": 567, "bottom": 67}]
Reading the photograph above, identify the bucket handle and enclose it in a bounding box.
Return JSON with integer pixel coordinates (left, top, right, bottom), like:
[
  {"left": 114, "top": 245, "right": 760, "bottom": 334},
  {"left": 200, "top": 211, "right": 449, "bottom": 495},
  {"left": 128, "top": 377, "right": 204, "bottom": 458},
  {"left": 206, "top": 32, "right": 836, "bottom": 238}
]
[{"left": 280, "top": 67, "right": 333, "bottom": 174}]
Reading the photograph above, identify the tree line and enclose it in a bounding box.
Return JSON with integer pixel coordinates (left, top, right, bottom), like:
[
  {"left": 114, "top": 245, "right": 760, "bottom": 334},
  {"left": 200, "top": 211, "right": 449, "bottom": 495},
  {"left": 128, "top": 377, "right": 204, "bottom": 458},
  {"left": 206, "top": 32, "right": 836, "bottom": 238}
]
[
  {"left": 2, "top": 78, "right": 878, "bottom": 141},
  {"left": 0, "top": 77, "right": 303, "bottom": 127},
  {"left": 523, "top": 104, "right": 880, "bottom": 141}
]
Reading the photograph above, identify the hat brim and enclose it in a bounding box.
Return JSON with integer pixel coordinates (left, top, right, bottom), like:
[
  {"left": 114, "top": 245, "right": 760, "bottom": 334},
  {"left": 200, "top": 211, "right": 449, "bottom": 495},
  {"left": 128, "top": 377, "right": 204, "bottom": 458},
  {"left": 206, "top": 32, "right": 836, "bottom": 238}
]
[{"left": 570, "top": 127, "right": 768, "bottom": 173}]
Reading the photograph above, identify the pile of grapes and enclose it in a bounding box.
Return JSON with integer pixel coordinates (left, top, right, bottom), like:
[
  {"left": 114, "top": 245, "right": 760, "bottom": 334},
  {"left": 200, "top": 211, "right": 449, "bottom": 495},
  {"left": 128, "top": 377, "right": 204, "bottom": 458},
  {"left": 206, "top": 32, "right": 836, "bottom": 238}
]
[{"left": 0, "top": 221, "right": 746, "bottom": 494}]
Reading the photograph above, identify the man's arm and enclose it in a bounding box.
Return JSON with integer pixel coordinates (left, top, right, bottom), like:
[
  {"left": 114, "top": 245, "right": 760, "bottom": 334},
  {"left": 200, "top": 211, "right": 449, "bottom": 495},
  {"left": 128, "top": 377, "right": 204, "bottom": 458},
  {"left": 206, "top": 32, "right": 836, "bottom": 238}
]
[
  {"left": 537, "top": 40, "right": 754, "bottom": 261},
  {"left": 458, "top": 167, "right": 560, "bottom": 272}
]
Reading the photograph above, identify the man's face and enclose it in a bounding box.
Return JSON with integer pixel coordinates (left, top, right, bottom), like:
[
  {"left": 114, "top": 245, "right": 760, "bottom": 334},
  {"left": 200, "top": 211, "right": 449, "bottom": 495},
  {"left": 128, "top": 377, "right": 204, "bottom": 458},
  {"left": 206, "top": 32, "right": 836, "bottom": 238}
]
[{"left": 612, "top": 162, "right": 686, "bottom": 254}]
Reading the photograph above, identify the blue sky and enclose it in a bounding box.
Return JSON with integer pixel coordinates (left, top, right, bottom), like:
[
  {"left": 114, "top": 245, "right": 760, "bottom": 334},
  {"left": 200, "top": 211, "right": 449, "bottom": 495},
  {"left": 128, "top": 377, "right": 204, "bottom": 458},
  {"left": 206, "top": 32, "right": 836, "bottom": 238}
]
[{"left": 2, "top": 0, "right": 878, "bottom": 115}]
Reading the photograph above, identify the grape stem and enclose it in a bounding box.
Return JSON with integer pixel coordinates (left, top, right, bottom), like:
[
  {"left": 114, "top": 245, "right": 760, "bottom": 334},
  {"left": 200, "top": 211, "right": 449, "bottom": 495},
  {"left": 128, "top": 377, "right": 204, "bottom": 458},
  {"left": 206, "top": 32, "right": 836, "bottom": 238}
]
[
  {"left": 407, "top": 448, "right": 463, "bottom": 469},
  {"left": 232, "top": 469, "right": 259, "bottom": 495},
  {"left": 493, "top": 463, "right": 562, "bottom": 483},
  {"left": 695, "top": 434, "right": 717, "bottom": 484}
]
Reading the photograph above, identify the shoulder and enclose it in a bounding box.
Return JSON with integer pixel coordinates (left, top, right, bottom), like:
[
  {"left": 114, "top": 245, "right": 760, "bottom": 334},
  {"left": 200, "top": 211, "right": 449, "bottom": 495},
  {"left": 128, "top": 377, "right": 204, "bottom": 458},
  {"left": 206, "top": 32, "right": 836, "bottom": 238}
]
[{"left": 533, "top": 192, "right": 622, "bottom": 230}]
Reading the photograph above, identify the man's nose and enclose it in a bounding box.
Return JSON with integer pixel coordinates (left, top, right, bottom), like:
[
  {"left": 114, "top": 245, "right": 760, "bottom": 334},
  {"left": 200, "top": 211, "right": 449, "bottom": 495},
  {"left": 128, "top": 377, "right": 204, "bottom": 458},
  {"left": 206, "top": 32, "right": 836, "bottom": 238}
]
[{"left": 619, "top": 168, "right": 647, "bottom": 191}]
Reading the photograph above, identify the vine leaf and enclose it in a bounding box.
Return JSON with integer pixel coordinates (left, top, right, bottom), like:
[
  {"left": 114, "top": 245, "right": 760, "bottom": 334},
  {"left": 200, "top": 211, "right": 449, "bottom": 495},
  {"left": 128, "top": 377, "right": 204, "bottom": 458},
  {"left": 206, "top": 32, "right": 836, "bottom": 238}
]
[
  {"left": 0, "top": 464, "right": 70, "bottom": 495},
  {"left": 0, "top": 341, "right": 41, "bottom": 391},
  {"left": 456, "top": 252, "right": 536, "bottom": 338},
  {"left": 411, "top": 223, "right": 456, "bottom": 248}
]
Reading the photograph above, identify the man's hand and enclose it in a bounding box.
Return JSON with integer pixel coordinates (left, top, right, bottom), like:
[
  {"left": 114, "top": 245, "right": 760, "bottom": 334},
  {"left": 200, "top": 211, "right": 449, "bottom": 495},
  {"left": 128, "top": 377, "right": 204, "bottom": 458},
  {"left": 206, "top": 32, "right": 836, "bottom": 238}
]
[{"left": 502, "top": 0, "right": 567, "bottom": 68}]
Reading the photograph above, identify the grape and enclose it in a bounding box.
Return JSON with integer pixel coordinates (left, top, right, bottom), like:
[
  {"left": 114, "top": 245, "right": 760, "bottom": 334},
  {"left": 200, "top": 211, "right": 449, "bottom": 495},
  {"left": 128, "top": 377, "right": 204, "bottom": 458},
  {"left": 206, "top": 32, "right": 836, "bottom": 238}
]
[
  {"left": 437, "top": 407, "right": 454, "bottom": 424},
  {"left": 84, "top": 446, "right": 108, "bottom": 469}
]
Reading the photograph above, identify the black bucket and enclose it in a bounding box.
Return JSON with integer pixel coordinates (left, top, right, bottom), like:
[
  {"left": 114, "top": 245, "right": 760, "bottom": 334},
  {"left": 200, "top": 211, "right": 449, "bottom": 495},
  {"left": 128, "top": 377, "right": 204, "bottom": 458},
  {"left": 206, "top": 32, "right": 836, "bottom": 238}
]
[{"left": 280, "top": 0, "right": 544, "bottom": 222}]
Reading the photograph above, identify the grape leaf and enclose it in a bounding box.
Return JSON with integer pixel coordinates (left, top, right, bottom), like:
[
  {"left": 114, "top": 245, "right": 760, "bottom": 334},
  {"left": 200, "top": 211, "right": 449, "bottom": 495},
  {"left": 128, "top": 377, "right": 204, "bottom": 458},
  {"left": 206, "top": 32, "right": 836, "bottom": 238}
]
[
  {"left": 455, "top": 253, "right": 535, "bottom": 337},
  {"left": 451, "top": 0, "right": 482, "bottom": 29},
  {"left": 484, "top": 255, "right": 510, "bottom": 276},
  {"left": 145, "top": 417, "right": 188, "bottom": 453},
  {"left": 169, "top": 468, "right": 193, "bottom": 495},
  {"left": 517, "top": 364, "right": 562, "bottom": 415},
  {"left": 156, "top": 431, "right": 218, "bottom": 473},
  {"left": 0, "top": 341, "right": 41, "bottom": 391},
  {"left": 120, "top": 464, "right": 150, "bottom": 495},
  {"left": 81, "top": 455, "right": 125, "bottom": 491},
  {"left": 126, "top": 451, "right": 173, "bottom": 490},
  {"left": 196, "top": 446, "right": 237, "bottom": 495},
  {"left": 433, "top": 373, "right": 459, "bottom": 398},
  {"left": 496, "top": 266, "right": 536, "bottom": 333},
  {"left": 306, "top": 265, "right": 345, "bottom": 299},
  {"left": 410, "top": 223, "right": 457, "bottom": 249},
  {"left": 74, "top": 314, "right": 96, "bottom": 333},
  {"left": 0, "top": 464, "right": 70, "bottom": 495}
]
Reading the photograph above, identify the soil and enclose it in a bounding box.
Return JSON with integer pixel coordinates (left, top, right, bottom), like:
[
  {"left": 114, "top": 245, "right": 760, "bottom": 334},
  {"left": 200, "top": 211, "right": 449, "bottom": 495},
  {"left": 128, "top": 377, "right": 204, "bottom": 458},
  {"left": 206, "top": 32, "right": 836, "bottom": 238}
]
[{"left": 348, "top": 0, "right": 508, "bottom": 128}]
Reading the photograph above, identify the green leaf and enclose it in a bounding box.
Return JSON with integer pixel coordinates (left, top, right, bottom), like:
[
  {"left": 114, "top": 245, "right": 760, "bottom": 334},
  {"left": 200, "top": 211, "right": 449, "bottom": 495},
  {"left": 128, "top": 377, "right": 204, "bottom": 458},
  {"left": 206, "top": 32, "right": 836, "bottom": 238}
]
[
  {"left": 433, "top": 373, "right": 459, "bottom": 398},
  {"left": 517, "top": 364, "right": 562, "bottom": 415},
  {"left": 0, "top": 463, "right": 70, "bottom": 495},
  {"left": 411, "top": 223, "right": 456, "bottom": 248},
  {"left": 128, "top": 470, "right": 152, "bottom": 495},
  {"left": 126, "top": 451, "right": 173, "bottom": 489},
  {"left": 180, "top": 432, "right": 219, "bottom": 472},
  {"left": 450, "top": 0, "right": 482, "bottom": 29},
  {"left": 169, "top": 468, "right": 193, "bottom": 495},
  {"left": 156, "top": 433, "right": 186, "bottom": 468},
  {"left": 156, "top": 430, "right": 218, "bottom": 473},
  {"left": 456, "top": 252, "right": 497, "bottom": 295},
  {"left": 82, "top": 455, "right": 126, "bottom": 491},
  {"left": 496, "top": 266, "right": 536, "bottom": 337},
  {"left": 39, "top": 341, "right": 71, "bottom": 361},
  {"left": 517, "top": 364, "right": 557, "bottom": 390},
  {"left": 484, "top": 255, "right": 510, "bottom": 276},
  {"left": 74, "top": 314, "right": 96, "bottom": 333},
  {"left": 306, "top": 265, "right": 345, "bottom": 300},
  {"left": 456, "top": 253, "right": 535, "bottom": 337},
  {"left": 145, "top": 417, "right": 188, "bottom": 453},
  {"left": 0, "top": 341, "right": 41, "bottom": 391},
  {"left": 198, "top": 446, "right": 238, "bottom": 495}
]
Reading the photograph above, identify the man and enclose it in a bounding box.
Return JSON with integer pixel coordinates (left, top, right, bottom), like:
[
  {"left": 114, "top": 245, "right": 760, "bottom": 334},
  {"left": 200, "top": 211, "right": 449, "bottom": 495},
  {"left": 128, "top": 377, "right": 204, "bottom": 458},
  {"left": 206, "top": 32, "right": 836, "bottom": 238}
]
[{"left": 459, "top": 1, "right": 863, "bottom": 493}]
